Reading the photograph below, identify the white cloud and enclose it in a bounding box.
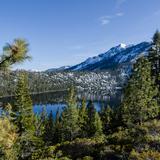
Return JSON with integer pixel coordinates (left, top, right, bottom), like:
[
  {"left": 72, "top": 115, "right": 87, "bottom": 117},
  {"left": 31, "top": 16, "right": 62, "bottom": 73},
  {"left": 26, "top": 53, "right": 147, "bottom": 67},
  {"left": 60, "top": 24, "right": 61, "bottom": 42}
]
[
  {"left": 99, "top": 16, "right": 112, "bottom": 25},
  {"left": 100, "top": 18, "right": 110, "bottom": 25},
  {"left": 116, "top": 12, "right": 124, "bottom": 16},
  {"left": 101, "top": 19, "right": 110, "bottom": 25},
  {"left": 99, "top": 13, "right": 124, "bottom": 26}
]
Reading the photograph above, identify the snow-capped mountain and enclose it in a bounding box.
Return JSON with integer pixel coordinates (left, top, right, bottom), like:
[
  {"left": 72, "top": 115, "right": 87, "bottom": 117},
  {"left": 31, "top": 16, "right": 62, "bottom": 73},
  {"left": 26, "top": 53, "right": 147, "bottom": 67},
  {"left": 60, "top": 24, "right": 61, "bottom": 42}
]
[
  {"left": 67, "top": 42, "right": 151, "bottom": 71},
  {"left": 38, "top": 41, "right": 152, "bottom": 104},
  {"left": 46, "top": 66, "right": 71, "bottom": 72}
]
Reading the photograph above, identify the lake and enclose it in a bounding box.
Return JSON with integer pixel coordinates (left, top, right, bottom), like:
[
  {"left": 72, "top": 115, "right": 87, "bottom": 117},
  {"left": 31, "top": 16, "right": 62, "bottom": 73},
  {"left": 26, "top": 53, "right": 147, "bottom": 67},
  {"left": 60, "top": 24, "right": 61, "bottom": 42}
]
[
  {"left": 33, "top": 102, "right": 104, "bottom": 117},
  {"left": 0, "top": 90, "right": 121, "bottom": 116}
]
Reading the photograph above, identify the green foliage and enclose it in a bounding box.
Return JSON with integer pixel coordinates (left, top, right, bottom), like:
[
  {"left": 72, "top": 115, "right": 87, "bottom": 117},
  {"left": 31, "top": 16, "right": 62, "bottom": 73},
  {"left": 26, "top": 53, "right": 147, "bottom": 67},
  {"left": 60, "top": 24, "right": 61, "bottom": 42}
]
[
  {"left": 102, "top": 31, "right": 160, "bottom": 159},
  {"left": 86, "top": 101, "right": 103, "bottom": 137},
  {"left": 2, "top": 32, "right": 160, "bottom": 159},
  {"left": 13, "top": 73, "right": 34, "bottom": 134},
  {"left": 121, "top": 57, "right": 159, "bottom": 125},
  {"left": 61, "top": 87, "right": 80, "bottom": 141},
  {"left": 129, "top": 150, "right": 160, "bottom": 160},
  {"left": 11, "top": 73, "right": 44, "bottom": 159},
  {"left": 34, "top": 106, "right": 48, "bottom": 137},
  {"left": 0, "top": 116, "right": 17, "bottom": 160},
  {"left": 100, "top": 105, "right": 113, "bottom": 134},
  {"left": 55, "top": 137, "right": 104, "bottom": 160},
  {"left": 16, "top": 132, "right": 44, "bottom": 160},
  {"left": 94, "top": 112, "right": 103, "bottom": 136},
  {"left": 0, "top": 38, "right": 32, "bottom": 159},
  {"left": 43, "top": 111, "right": 54, "bottom": 145},
  {"left": 0, "top": 39, "right": 31, "bottom": 70},
  {"left": 153, "top": 30, "right": 160, "bottom": 46},
  {"left": 78, "top": 98, "right": 88, "bottom": 137},
  {"left": 149, "top": 31, "right": 160, "bottom": 76},
  {"left": 149, "top": 30, "right": 160, "bottom": 105},
  {"left": 54, "top": 108, "right": 62, "bottom": 144}
]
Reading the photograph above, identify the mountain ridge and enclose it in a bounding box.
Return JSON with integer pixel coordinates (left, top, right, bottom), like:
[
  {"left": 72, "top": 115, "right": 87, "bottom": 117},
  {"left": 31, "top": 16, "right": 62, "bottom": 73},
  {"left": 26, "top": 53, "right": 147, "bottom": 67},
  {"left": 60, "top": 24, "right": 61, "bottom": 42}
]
[{"left": 46, "top": 41, "right": 152, "bottom": 72}]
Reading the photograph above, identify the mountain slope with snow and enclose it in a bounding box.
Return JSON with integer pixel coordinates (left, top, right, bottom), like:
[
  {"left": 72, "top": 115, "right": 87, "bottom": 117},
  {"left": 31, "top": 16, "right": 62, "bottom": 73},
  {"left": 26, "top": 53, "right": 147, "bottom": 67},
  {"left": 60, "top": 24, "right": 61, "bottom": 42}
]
[
  {"left": 36, "top": 41, "right": 153, "bottom": 104},
  {"left": 67, "top": 42, "right": 151, "bottom": 71},
  {"left": 46, "top": 66, "right": 71, "bottom": 72}
]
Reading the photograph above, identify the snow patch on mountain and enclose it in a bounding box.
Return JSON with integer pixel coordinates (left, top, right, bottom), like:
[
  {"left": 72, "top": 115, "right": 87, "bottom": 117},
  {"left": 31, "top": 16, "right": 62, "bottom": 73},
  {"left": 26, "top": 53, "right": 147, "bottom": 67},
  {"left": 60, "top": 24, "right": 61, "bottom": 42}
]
[
  {"left": 68, "top": 42, "right": 151, "bottom": 71},
  {"left": 118, "top": 43, "right": 127, "bottom": 48},
  {"left": 69, "top": 43, "right": 131, "bottom": 71},
  {"left": 46, "top": 66, "right": 71, "bottom": 72}
]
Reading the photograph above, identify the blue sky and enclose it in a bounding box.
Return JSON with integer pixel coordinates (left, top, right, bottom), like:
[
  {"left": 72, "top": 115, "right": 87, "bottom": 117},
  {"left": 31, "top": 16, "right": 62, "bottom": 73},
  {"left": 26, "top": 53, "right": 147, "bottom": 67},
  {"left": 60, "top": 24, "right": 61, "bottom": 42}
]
[{"left": 0, "top": 0, "right": 160, "bottom": 70}]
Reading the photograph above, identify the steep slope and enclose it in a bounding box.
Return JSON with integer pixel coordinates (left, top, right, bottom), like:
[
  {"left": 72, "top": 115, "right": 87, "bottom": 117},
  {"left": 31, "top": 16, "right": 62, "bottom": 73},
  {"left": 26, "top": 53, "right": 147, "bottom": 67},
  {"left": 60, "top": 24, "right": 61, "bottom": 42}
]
[{"left": 68, "top": 42, "right": 151, "bottom": 71}]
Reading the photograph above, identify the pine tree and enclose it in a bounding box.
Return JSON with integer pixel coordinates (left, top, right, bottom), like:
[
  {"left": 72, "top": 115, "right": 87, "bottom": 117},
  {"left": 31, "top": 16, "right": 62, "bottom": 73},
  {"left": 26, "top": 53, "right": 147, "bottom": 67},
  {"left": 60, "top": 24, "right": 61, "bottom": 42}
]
[
  {"left": 40, "top": 106, "right": 48, "bottom": 123},
  {"left": 34, "top": 107, "right": 47, "bottom": 138},
  {"left": 13, "top": 73, "right": 34, "bottom": 134},
  {"left": 13, "top": 73, "right": 43, "bottom": 159},
  {"left": 0, "top": 115, "right": 17, "bottom": 160},
  {"left": 86, "top": 101, "right": 96, "bottom": 137},
  {"left": 86, "top": 101, "right": 103, "bottom": 137},
  {"left": 148, "top": 30, "right": 160, "bottom": 89},
  {"left": 100, "top": 105, "right": 113, "bottom": 134},
  {"left": 0, "top": 38, "right": 31, "bottom": 159},
  {"left": 0, "top": 39, "right": 31, "bottom": 70},
  {"left": 61, "top": 87, "right": 79, "bottom": 141},
  {"left": 78, "top": 98, "right": 88, "bottom": 137},
  {"left": 94, "top": 112, "right": 103, "bottom": 136},
  {"left": 43, "top": 111, "right": 54, "bottom": 145},
  {"left": 106, "top": 31, "right": 160, "bottom": 159},
  {"left": 53, "top": 108, "right": 62, "bottom": 144},
  {"left": 121, "top": 57, "right": 159, "bottom": 125}
]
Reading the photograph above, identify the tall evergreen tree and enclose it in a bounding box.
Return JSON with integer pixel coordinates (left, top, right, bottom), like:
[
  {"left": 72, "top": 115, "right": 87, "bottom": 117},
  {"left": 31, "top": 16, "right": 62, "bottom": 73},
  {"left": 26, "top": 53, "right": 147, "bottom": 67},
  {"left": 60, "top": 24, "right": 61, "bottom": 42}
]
[
  {"left": 94, "top": 112, "right": 103, "bottom": 137},
  {"left": 0, "top": 38, "right": 31, "bottom": 160},
  {"left": 61, "top": 87, "right": 79, "bottom": 141},
  {"left": 148, "top": 30, "right": 160, "bottom": 89},
  {"left": 121, "top": 57, "right": 159, "bottom": 125},
  {"left": 86, "top": 101, "right": 103, "bottom": 137},
  {"left": 14, "top": 73, "right": 34, "bottom": 134},
  {"left": 53, "top": 108, "right": 62, "bottom": 144},
  {"left": 100, "top": 105, "right": 113, "bottom": 134},
  {"left": 78, "top": 98, "right": 88, "bottom": 137},
  {"left": 13, "top": 73, "right": 43, "bottom": 159},
  {"left": 34, "top": 107, "right": 47, "bottom": 138},
  {"left": 43, "top": 111, "right": 54, "bottom": 145}
]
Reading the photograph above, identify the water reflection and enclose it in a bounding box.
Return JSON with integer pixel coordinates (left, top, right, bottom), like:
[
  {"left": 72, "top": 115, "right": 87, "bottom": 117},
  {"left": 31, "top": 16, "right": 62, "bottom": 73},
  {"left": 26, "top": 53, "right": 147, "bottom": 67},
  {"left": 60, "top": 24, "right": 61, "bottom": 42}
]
[
  {"left": 33, "top": 104, "right": 66, "bottom": 117},
  {"left": 33, "top": 101, "right": 104, "bottom": 117},
  {"left": 0, "top": 90, "right": 121, "bottom": 115}
]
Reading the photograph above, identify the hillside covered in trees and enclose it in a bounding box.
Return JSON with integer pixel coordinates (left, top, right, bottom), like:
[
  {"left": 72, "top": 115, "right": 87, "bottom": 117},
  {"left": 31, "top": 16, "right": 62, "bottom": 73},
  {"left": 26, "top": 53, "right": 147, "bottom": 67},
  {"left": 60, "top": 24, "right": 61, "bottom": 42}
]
[{"left": 1, "top": 31, "right": 160, "bottom": 160}]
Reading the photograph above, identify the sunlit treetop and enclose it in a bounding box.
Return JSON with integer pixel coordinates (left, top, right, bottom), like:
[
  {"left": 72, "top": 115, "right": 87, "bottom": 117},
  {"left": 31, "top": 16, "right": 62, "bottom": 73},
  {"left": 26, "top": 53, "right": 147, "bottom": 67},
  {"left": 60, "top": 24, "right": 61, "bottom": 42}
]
[{"left": 0, "top": 39, "right": 31, "bottom": 70}]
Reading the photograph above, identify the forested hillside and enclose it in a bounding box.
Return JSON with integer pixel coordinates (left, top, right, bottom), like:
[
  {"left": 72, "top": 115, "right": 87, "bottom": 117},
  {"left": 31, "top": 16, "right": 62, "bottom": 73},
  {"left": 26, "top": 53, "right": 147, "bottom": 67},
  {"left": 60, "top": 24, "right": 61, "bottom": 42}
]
[{"left": 0, "top": 69, "right": 126, "bottom": 100}]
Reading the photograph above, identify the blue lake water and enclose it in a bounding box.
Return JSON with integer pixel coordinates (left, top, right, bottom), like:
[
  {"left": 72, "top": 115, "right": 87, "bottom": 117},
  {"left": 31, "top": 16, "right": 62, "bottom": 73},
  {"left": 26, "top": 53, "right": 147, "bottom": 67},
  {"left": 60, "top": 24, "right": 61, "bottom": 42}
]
[
  {"left": 0, "top": 91, "right": 117, "bottom": 117},
  {"left": 33, "top": 104, "right": 66, "bottom": 117},
  {"left": 33, "top": 102, "right": 103, "bottom": 117},
  {"left": 0, "top": 102, "right": 103, "bottom": 118}
]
